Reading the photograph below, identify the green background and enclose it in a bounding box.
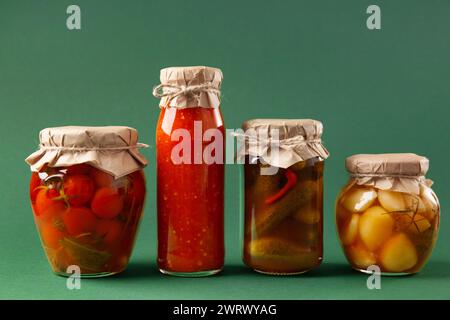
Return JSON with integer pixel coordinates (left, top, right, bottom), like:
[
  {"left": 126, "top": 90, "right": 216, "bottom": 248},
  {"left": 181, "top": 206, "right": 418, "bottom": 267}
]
[{"left": 0, "top": 0, "right": 449, "bottom": 299}]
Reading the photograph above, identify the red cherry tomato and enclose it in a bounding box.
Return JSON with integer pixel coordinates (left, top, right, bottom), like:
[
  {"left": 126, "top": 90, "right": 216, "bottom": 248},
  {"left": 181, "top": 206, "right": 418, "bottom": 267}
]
[
  {"left": 92, "top": 168, "right": 114, "bottom": 188},
  {"left": 96, "top": 220, "right": 123, "bottom": 247},
  {"left": 29, "top": 172, "right": 42, "bottom": 203},
  {"left": 63, "top": 207, "right": 97, "bottom": 236},
  {"left": 127, "top": 171, "right": 146, "bottom": 205},
  {"left": 63, "top": 174, "right": 95, "bottom": 207},
  {"left": 35, "top": 188, "right": 63, "bottom": 217},
  {"left": 91, "top": 187, "right": 124, "bottom": 219},
  {"left": 40, "top": 201, "right": 67, "bottom": 223},
  {"left": 40, "top": 223, "right": 64, "bottom": 249}
]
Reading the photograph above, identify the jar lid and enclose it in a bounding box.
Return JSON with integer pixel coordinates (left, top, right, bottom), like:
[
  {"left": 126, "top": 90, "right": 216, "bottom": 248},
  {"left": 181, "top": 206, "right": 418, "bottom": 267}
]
[
  {"left": 25, "top": 126, "right": 148, "bottom": 178},
  {"left": 242, "top": 119, "right": 325, "bottom": 141},
  {"left": 345, "top": 153, "right": 431, "bottom": 194},
  {"left": 346, "top": 153, "right": 429, "bottom": 177},
  {"left": 153, "top": 66, "right": 223, "bottom": 109},
  {"left": 236, "top": 119, "right": 329, "bottom": 169}
]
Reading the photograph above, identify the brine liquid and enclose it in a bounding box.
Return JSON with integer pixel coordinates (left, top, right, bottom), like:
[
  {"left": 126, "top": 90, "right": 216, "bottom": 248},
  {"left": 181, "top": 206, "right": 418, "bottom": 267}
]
[
  {"left": 243, "top": 158, "right": 324, "bottom": 274},
  {"left": 30, "top": 165, "right": 146, "bottom": 277},
  {"left": 336, "top": 181, "right": 440, "bottom": 274}
]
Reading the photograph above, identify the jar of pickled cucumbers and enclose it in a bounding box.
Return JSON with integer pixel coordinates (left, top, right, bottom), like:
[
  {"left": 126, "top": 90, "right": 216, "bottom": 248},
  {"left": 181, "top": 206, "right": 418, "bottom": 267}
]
[
  {"left": 236, "top": 119, "right": 329, "bottom": 275},
  {"left": 336, "top": 153, "right": 440, "bottom": 275},
  {"left": 25, "top": 126, "right": 148, "bottom": 277}
]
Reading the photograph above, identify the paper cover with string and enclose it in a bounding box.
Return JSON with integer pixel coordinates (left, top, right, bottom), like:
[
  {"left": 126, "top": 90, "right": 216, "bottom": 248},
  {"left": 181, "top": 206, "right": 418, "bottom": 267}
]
[
  {"left": 25, "top": 126, "right": 148, "bottom": 178},
  {"left": 345, "top": 153, "right": 432, "bottom": 195},
  {"left": 153, "top": 66, "right": 222, "bottom": 109},
  {"left": 235, "top": 119, "right": 329, "bottom": 169}
]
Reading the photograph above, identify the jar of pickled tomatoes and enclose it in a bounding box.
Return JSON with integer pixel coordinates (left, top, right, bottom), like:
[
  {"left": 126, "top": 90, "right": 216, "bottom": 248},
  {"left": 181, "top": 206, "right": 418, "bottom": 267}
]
[
  {"left": 336, "top": 153, "right": 440, "bottom": 275},
  {"left": 153, "top": 66, "right": 225, "bottom": 277},
  {"left": 237, "top": 119, "right": 330, "bottom": 275},
  {"left": 25, "top": 126, "right": 148, "bottom": 277}
]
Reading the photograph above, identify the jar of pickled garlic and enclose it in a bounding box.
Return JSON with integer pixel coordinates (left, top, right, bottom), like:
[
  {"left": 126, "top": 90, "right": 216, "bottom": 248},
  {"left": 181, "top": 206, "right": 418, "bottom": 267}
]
[
  {"left": 237, "top": 119, "right": 329, "bottom": 275},
  {"left": 25, "top": 126, "right": 148, "bottom": 277},
  {"left": 153, "top": 66, "right": 225, "bottom": 277},
  {"left": 336, "top": 153, "right": 440, "bottom": 275}
]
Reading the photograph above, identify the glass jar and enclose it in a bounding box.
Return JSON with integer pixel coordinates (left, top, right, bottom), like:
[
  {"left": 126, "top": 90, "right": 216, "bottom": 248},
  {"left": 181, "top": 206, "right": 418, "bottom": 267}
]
[
  {"left": 238, "top": 119, "right": 329, "bottom": 274},
  {"left": 154, "top": 66, "right": 225, "bottom": 276},
  {"left": 26, "top": 126, "right": 148, "bottom": 277},
  {"left": 336, "top": 153, "right": 440, "bottom": 275}
]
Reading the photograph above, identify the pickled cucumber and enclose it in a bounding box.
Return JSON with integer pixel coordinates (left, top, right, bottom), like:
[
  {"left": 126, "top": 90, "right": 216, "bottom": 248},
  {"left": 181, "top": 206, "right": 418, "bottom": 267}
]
[
  {"left": 253, "top": 180, "right": 317, "bottom": 235},
  {"left": 249, "top": 237, "right": 311, "bottom": 256},
  {"left": 247, "top": 237, "right": 320, "bottom": 272},
  {"left": 253, "top": 170, "right": 282, "bottom": 200},
  {"left": 293, "top": 207, "right": 321, "bottom": 224}
]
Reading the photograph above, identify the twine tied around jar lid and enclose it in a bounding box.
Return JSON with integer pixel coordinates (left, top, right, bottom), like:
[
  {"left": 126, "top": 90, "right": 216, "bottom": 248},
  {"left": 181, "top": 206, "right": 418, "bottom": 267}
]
[
  {"left": 234, "top": 119, "right": 329, "bottom": 169},
  {"left": 345, "top": 153, "right": 432, "bottom": 194},
  {"left": 25, "top": 126, "right": 148, "bottom": 179},
  {"left": 38, "top": 143, "right": 149, "bottom": 152},
  {"left": 152, "top": 83, "right": 221, "bottom": 100},
  {"left": 152, "top": 66, "right": 223, "bottom": 109},
  {"left": 232, "top": 132, "right": 323, "bottom": 147}
]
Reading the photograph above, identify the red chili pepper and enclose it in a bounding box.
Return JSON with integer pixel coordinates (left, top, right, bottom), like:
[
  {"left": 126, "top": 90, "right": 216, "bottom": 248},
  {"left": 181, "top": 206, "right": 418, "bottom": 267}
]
[{"left": 264, "top": 169, "right": 298, "bottom": 205}]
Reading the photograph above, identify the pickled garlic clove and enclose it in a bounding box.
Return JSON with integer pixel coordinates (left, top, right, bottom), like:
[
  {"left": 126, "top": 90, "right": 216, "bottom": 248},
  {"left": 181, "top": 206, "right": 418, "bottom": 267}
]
[
  {"left": 379, "top": 233, "right": 418, "bottom": 272},
  {"left": 347, "top": 243, "right": 376, "bottom": 269},
  {"left": 378, "top": 190, "right": 408, "bottom": 212},
  {"left": 293, "top": 208, "right": 321, "bottom": 224},
  {"left": 340, "top": 187, "right": 377, "bottom": 213},
  {"left": 341, "top": 214, "right": 360, "bottom": 245},
  {"left": 359, "top": 206, "right": 394, "bottom": 251},
  {"left": 419, "top": 184, "right": 439, "bottom": 221}
]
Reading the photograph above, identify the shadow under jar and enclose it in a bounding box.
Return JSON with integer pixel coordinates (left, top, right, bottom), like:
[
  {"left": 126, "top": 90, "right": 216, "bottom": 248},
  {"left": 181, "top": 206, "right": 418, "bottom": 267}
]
[
  {"left": 336, "top": 153, "right": 440, "bottom": 275},
  {"left": 239, "top": 119, "right": 329, "bottom": 275},
  {"left": 26, "top": 126, "right": 148, "bottom": 277}
]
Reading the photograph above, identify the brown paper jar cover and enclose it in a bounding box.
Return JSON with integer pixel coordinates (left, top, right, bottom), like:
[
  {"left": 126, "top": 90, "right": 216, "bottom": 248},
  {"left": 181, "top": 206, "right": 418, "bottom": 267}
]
[
  {"left": 345, "top": 153, "right": 431, "bottom": 194},
  {"left": 25, "top": 126, "right": 148, "bottom": 178},
  {"left": 156, "top": 66, "right": 222, "bottom": 109},
  {"left": 236, "top": 119, "right": 329, "bottom": 168}
]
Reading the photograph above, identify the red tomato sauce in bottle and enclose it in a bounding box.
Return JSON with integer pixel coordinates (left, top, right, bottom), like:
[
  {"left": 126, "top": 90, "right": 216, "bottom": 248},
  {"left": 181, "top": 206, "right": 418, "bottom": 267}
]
[{"left": 154, "top": 66, "right": 225, "bottom": 276}]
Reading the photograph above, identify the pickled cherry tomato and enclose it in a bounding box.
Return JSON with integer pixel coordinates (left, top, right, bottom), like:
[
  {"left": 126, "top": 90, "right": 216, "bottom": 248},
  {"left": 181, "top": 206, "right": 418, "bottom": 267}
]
[
  {"left": 39, "top": 201, "right": 66, "bottom": 223},
  {"left": 63, "top": 207, "right": 97, "bottom": 236},
  {"left": 92, "top": 168, "right": 114, "bottom": 188},
  {"left": 91, "top": 187, "right": 124, "bottom": 219},
  {"left": 35, "top": 188, "right": 63, "bottom": 217},
  {"left": 40, "top": 223, "right": 64, "bottom": 249},
  {"left": 63, "top": 174, "right": 95, "bottom": 207},
  {"left": 96, "top": 220, "right": 123, "bottom": 247},
  {"left": 29, "top": 172, "right": 42, "bottom": 203}
]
